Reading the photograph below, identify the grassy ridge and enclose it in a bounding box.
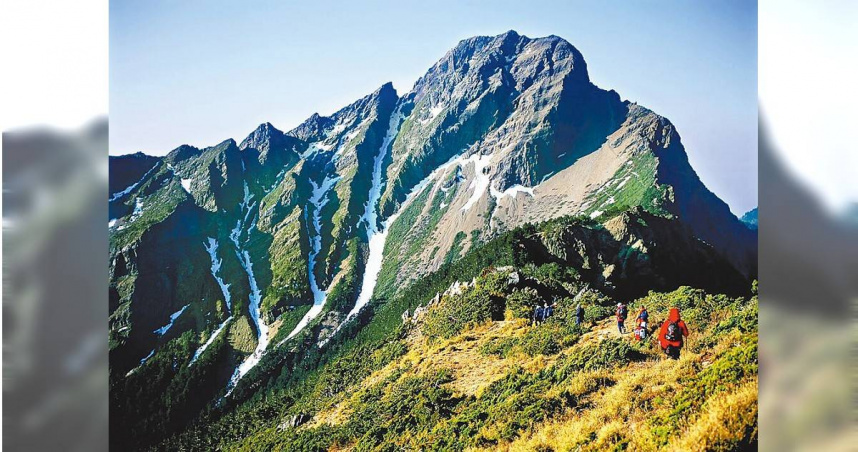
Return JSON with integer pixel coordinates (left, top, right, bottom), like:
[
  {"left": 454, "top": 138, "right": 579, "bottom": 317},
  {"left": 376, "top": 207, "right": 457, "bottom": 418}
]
[
  {"left": 154, "top": 213, "right": 756, "bottom": 450},
  {"left": 228, "top": 282, "right": 757, "bottom": 451}
]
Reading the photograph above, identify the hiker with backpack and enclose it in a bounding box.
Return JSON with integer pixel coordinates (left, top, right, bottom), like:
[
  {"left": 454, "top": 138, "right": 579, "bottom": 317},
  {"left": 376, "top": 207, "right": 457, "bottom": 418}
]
[
  {"left": 533, "top": 304, "right": 545, "bottom": 326},
  {"left": 544, "top": 302, "right": 554, "bottom": 320},
  {"left": 615, "top": 302, "right": 628, "bottom": 334},
  {"left": 634, "top": 306, "right": 649, "bottom": 341},
  {"left": 658, "top": 308, "right": 689, "bottom": 359},
  {"left": 575, "top": 304, "right": 585, "bottom": 326}
]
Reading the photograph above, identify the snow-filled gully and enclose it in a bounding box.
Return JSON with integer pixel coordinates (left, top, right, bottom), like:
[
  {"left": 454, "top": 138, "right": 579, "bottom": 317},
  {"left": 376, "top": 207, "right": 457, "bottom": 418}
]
[
  {"left": 282, "top": 173, "right": 341, "bottom": 343},
  {"left": 323, "top": 146, "right": 484, "bottom": 346},
  {"left": 347, "top": 106, "right": 404, "bottom": 320},
  {"left": 314, "top": 107, "right": 408, "bottom": 345},
  {"left": 188, "top": 238, "right": 234, "bottom": 367},
  {"left": 225, "top": 181, "right": 269, "bottom": 395}
]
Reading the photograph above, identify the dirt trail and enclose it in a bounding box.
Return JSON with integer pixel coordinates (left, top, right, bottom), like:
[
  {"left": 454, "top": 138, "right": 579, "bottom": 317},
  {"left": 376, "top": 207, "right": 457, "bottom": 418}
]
[{"left": 579, "top": 317, "right": 634, "bottom": 345}]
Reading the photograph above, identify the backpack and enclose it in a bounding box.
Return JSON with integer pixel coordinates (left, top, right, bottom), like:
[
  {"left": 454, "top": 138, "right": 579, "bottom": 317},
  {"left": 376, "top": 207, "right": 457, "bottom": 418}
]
[
  {"left": 618, "top": 305, "right": 628, "bottom": 319},
  {"left": 665, "top": 321, "right": 681, "bottom": 342}
]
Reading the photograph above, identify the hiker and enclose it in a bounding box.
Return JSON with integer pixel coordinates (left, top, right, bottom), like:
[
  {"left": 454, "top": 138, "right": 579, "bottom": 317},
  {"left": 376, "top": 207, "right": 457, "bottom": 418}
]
[
  {"left": 616, "top": 302, "right": 628, "bottom": 334},
  {"left": 636, "top": 306, "right": 649, "bottom": 324},
  {"left": 575, "top": 304, "right": 585, "bottom": 326},
  {"left": 658, "top": 308, "right": 689, "bottom": 359},
  {"left": 544, "top": 302, "right": 554, "bottom": 320},
  {"left": 634, "top": 306, "right": 649, "bottom": 340},
  {"left": 533, "top": 304, "right": 545, "bottom": 326}
]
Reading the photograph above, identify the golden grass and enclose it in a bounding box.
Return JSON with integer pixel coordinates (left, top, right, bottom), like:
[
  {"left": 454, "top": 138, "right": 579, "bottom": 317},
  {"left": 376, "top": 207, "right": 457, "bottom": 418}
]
[
  {"left": 479, "top": 331, "right": 753, "bottom": 452},
  {"left": 312, "top": 304, "right": 757, "bottom": 451},
  {"left": 405, "top": 319, "right": 554, "bottom": 398},
  {"left": 228, "top": 315, "right": 257, "bottom": 354},
  {"left": 668, "top": 379, "right": 757, "bottom": 451}
]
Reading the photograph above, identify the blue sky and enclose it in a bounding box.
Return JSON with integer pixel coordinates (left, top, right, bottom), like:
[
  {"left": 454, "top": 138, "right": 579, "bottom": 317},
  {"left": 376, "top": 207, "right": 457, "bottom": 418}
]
[{"left": 110, "top": 0, "right": 757, "bottom": 214}]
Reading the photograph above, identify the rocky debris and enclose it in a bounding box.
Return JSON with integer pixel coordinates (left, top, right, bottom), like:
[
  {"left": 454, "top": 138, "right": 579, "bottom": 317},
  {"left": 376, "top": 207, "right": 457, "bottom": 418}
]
[
  {"left": 507, "top": 271, "right": 520, "bottom": 286},
  {"left": 445, "top": 280, "right": 472, "bottom": 297},
  {"left": 317, "top": 311, "right": 344, "bottom": 344},
  {"left": 412, "top": 305, "right": 428, "bottom": 321},
  {"left": 431, "top": 292, "right": 441, "bottom": 305},
  {"left": 278, "top": 413, "right": 310, "bottom": 430},
  {"left": 401, "top": 304, "right": 430, "bottom": 324}
]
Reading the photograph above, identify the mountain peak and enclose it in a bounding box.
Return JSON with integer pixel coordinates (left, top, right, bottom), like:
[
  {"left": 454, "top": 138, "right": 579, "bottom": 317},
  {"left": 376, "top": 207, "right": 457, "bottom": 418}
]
[
  {"left": 216, "top": 138, "right": 237, "bottom": 149},
  {"left": 288, "top": 112, "right": 334, "bottom": 142},
  {"left": 369, "top": 82, "right": 398, "bottom": 103},
  {"left": 240, "top": 122, "right": 285, "bottom": 150},
  {"left": 251, "top": 122, "right": 279, "bottom": 136},
  {"left": 165, "top": 143, "right": 201, "bottom": 163},
  {"left": 403, "top": 30, "right": 590, "bottom": 125},
  {"left": 496, "top": 29, "right": 521, "bottom": 42}
]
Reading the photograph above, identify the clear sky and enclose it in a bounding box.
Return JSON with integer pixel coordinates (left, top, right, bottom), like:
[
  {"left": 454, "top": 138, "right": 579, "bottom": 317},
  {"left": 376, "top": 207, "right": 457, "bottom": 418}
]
[{"left": 110, "top": 0, "right": 757, "bottom": 215}]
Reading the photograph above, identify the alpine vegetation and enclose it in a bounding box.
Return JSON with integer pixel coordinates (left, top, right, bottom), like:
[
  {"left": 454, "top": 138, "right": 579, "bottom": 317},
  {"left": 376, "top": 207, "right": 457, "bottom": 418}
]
[{"left": 109, "top": 31, "right": 757, "bottom": 450}]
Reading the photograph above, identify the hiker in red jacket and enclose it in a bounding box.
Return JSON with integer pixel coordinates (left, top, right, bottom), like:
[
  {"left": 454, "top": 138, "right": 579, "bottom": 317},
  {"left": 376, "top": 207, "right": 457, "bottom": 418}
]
[
  {"left": 658, "top": 308, "right": 689, "bottom": 359},
  {"left": 615, "top": 302, "right": 628, "bottom": 334}
]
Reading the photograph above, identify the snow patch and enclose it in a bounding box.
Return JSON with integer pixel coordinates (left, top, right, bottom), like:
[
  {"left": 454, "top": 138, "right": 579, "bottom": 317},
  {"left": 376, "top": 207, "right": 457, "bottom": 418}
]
[
  {"left": 153, "top": 304, "right": 189, "bottom": 336},
  {"left": 460, "top": 153, "right": 494, "bottom": 212},
  {"left": 109, "top": 162, "right": 158, "bottom": 202},
  {"left": 108, "top": 219, "right": 117, "bottom": 228},
  {"left": 189, "top": 238, "right": 236, "bottom": 367},
  {"left": 140, "top": 349, "right": 154, "bottom": 365},
  {"left": 117, "top": 197, "right": 145, "bottom": 231},
  {"left": 539, "top": 171, "right": 555, "bottom": 185},
  {"left": 589, "top": 210, "right": 603, "bottom": 219},
  {"left": 204, "top": 238, "right": 232, "bottom": 311},
  {"left": 181, "top": 178, "right": 193, "bottom": 193},
  {"left": 301, "top": 141, "right": 334, "bottom": 158},
  {"left": 418, "top": 104, "right": 444, "bottom": 125},
  {"left": 126, "top": 349, "right": 155, "bottom": 376},
  {"left": 329, "top": 122, "right": 348, "bottom": 136},
  {"left": 189, "top": 316, "right": 232, "bottom": 366},
  {"left": 490, "top": 183, "right": 535, "bottom": 202},
  {"left": 429, "top": 105, "right": 443, "bottom": 120}
]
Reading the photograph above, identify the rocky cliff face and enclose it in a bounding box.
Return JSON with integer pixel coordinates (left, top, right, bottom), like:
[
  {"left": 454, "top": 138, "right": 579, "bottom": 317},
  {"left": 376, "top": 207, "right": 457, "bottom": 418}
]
[
  {"left": 109, "top": 31, "right": 756, "bottom": 437},
  {"left": 371, "top": 32, "right": 755, "bottom": 294}
]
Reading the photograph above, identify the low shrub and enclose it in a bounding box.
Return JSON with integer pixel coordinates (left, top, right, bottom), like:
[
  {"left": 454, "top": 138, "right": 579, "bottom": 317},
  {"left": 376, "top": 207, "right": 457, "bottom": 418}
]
[
  {"left": 506, "top": 287, "right": 542, "bottom": 320},
  {"left": 422, "top": 287, "right": 505, "bottom": 340}
]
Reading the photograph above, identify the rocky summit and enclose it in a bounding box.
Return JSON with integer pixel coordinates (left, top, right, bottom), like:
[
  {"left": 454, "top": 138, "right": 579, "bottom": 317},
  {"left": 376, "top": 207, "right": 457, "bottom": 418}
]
[{"left": 109, "top": 31, "right": 757, "bottom": 450}]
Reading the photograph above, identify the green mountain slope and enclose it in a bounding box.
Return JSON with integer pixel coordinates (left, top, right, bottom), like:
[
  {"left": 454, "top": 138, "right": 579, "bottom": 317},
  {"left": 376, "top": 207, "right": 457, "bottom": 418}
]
[
  {"left": 108, "top": 30, "right": 757, "bottom": 450},
  {"left": 156, "top": 213, "right": 757, "bottom": 451}
]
